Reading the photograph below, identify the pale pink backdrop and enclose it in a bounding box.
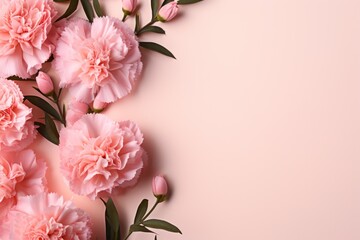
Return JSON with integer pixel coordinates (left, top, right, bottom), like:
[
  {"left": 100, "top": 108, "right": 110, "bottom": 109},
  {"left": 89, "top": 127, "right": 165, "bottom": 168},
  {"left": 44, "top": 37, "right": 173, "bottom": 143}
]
[{"left": 24, "top": 0, "right": 360, "bottom": 239}]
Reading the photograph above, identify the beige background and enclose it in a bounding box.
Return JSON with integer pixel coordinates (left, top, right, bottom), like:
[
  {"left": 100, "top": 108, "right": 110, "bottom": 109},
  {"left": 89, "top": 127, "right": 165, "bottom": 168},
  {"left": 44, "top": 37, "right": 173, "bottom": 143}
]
[{"left": 26, "top": 0, "right": 360, "bottom": 239}]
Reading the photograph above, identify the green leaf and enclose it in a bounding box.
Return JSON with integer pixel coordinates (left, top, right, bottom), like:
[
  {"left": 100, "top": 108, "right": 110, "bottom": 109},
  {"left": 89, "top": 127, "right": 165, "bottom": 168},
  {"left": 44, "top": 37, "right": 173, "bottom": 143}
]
[
  {"left": 105, "top": 198, "right": 120, "bottom": 240},
  {"left": 80, "top": 0, "right": 95, "bottom": 22},
  {"left": 139, "top": 42, "right": 176, "bottom": 59},
  {"left": 130, "top": 225, "right": 154, "bottom": 233},
  {"left": 24, "top": 96, "right": 63, "bottom": 123},
  {"left": 34, "top": 121, "right": 59, "bottom": 145},
  {"left": 178, "top": 0, "right": 203, "bottom": 4},
  {"left": 45, "top": 113, "right": 60, "bottom": 143},
  {"left": 151, "top": 0, "right": 159, "bottom": 19},
  {"left": 161, "top": 0, "right": 172, "bottom": 7},
  {"left": 137, "top": 26, "right": 165, "bottom": 35},
  {"left": 143, "top": 219, "right": 182, "bottom": 234},
  {"left": 93, "top": 0, "right": 104, "bottom": 17},
  {"left": 134, "top": 199, "right": 148, "bottom": 224},
  {"left": 56, "top": 0, "right": 79, "bottom": 22},
  {"left": 7, "top": 75, "right": 35, "bottom": 81}
]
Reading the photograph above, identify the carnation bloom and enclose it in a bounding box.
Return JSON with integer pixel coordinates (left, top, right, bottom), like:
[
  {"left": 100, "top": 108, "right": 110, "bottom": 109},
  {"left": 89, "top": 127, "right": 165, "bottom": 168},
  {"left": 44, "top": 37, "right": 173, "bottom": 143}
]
[
  {"left": 59, "top": 114, "right": 145, "bottom": 199},
  {"left": 0, "top": 193, "right": 92, "bottom": 239},
  {"left": 0, "top": 0, "right": 57, "bottom": 78},
  {"left": 54, "top": 16, "right": 142, "bottom": 104},
  {"left": 0, "top": 149, "right": 47, "bottom": 221},
  {"left": 0, "top": 78, "right": 35, "bottom": 151}
]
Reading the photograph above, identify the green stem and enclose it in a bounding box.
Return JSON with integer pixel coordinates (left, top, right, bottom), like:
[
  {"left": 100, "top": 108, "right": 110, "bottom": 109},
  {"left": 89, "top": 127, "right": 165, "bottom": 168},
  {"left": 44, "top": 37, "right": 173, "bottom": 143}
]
[
  {"left": 50, "top": 90, "right": 66, "bottom": 127},
  {"left": 123, "top": 232, "right": 132, "bottom": 240},
  {"left": 123, "top": 199, "right": 160, "bottom": 240},
  {"left": 143, "top": 199, "right": 160, "bottom": 221},
  {"left": 122, "top": 14, "right": 127, "bottom": 22},
  {"left": 135, "top": 18, "right": 158, "bottom": 35},
  {"left": 56, "top": 100, "right": 66, "bottom": 127}
]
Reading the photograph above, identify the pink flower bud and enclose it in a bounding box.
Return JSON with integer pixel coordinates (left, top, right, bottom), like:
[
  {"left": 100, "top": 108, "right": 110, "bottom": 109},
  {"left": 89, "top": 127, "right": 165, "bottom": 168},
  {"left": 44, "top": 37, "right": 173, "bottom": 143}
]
[
  {"left": 157, "top": 1, "right": 179, "bottom": 22},
  {"left": 92, "top": 98, "right": 108, "bottom": 113},
  {"left": 36, "top": 72, "right": 54, "bottom": 95},
  {"left": 122, "top": 0, "right": 137, "bottom": 14},
  {"left": 152, "top": 176, "right": 168, "bottom": 201}
]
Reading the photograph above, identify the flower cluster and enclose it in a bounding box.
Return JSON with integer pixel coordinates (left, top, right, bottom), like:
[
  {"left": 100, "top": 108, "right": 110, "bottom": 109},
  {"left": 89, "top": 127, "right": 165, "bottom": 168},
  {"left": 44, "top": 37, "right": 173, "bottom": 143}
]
[{"left": 0, "top": 0, "right": 201, "bottom": 238}]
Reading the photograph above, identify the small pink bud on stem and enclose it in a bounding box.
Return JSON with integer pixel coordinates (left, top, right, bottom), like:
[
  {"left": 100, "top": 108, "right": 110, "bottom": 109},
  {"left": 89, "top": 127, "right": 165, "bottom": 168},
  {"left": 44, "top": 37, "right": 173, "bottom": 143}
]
[
  {"left": 157, "top": 1, "right": 179, "bottom": 22},
  {"left": 152, "top": 175, "right": 168, "bottom": 202},
  {"left": 92, "top": 98, "right": 108, "bottom": 113},
  {"left": 36, "top": 72, "right": 54, "bottom": 95},
  {"left": 122, "top": 0, "right": 137, "bottom": 16}
]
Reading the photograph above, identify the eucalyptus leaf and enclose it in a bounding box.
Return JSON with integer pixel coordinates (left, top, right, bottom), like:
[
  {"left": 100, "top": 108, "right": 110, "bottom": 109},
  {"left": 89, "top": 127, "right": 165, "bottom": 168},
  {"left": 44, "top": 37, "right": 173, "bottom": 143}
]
[
  {"left": 130, "top": 225, "right": 154, "bottom": 233},
  {"left": 134, "top": 199, "right": 148, "bottom": 224},
  {"left": 139, "top": 42, "right": 176, "bottom": 59},
  {"left": 57, "top": 0, "right": 79, "bottom": 22},
  {"left": 93, "top": 0, "right": 104, "bottom": 17},
  {"left": 80, "top": 0, "right": 95, "bottom": 22},
  {"left": 34, "top": 122, "right": 59, "bottom": 145},
  {"left": 24, "top": 96, "right": 63, "bottom": 123},
  {"left": 137, "top": 26, "right": 165, "bottom": 35},
  {"left": 105, "top": 198, "right": 120, "bottom": 240},
  {"left": 143, "top": 219, "right": 182, "bottom": 234},
  {"left": 178, "top": 0, "right": 203, "bottom": 4},
  {"left": 151, "top": 0, "right": 159, "bottom": 19}
]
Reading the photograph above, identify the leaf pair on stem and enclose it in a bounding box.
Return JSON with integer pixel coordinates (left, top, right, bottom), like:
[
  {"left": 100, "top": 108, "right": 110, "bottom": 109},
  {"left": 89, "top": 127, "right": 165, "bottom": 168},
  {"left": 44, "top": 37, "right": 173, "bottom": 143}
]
[{"left": 103, "top": 197, "right": 181, "bottom": 240}]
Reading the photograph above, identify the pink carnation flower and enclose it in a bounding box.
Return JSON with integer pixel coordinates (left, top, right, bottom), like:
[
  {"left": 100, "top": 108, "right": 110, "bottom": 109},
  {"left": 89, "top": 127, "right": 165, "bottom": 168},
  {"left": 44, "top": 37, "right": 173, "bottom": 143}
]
[
  {"left": 0, "top": 193, "right": 92, "bottom": 239},
  {"left": 54, "top": 16, "right": 142, "bottom": 104},
  {"left": 0, "top": 0, "right": 57, "bottom": 78},
  {"left": 0, "top": 78, "right": 36, "bottom": 152},
  {"left": 0, "top": 149, "right": 47, "bottom": 221},
  {"left": 59, "top": 114, "right": 145, "bottom": 199}
]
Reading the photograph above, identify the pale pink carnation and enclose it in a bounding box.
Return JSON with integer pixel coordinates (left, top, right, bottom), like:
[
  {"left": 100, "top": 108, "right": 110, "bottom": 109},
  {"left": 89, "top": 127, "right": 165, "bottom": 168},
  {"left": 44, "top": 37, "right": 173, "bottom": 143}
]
[
  {"left": 0, "top": 149, "right": 47, "bottom": 221},
  {"left": 54, "top": 16, "right": 142, "bottom": 104},
  {"left": 0, "top": 78, "right": 36, "bottom": 152},
  {"left": 0, "top": 193, "right": 92, "bottom": 239},
  {"left": 0, "top": 0, "right": 58, "bottom": 78},
  {"left": 59, "top": 114, "right": 145, "bottom": 199}
]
